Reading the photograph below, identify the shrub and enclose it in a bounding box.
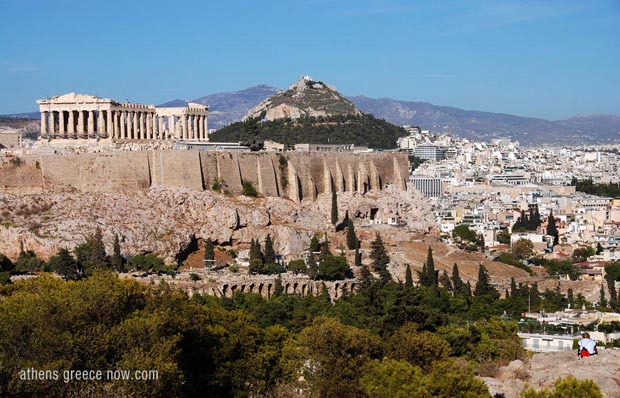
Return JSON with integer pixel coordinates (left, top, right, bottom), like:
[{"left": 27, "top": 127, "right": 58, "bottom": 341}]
[{"left": 242, "top": 181, "right": 258, "bottom": 197}]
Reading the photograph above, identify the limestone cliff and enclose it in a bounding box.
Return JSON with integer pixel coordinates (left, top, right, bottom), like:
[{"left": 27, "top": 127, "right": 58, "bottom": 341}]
[{"left": 245, "top": 76, "right": 361, "bottom": 121}]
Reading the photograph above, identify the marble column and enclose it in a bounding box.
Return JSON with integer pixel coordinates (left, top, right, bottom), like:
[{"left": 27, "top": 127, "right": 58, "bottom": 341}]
[
  {"left": 182, "top": 115, "right": 188, "bottom": 140},
  {"left": 68, "top": 110, "right": 75, "bottom": 136},
  {"left": 87, "top": 111, "right": 94, "bottom": 137},
  {"left": 133, "top": 112, "right": 139, "bottom": 140},
  {"left": 97, "top": 111, "right": 104, "bottom": 137},
  {"left": 158, "top": 116, "right": 164, "bottom": 139},
  {"left": 147, "top": 113, "right": 152, "bottom": 139},
  {"left": 59, "top": 110, "right": 66, "bottom": 136},
  {"left": 107, "top": 110, "right": 113, "bottom": 136},
  {"left": 112, "top": 112, "right": 118, "bottom": 138},
  {"left": 77, "top": 111, "right": 85, "bottom": 136},
  {"left": 40, "top": 112, "right": 47, "bottom": 138},
  {"left": 48, "top": 111, "right": 55, "bottom": 137},
  {"left": 203, "top": 116, "right": 208, "bottom": 141},
  {"left": 120, "top": 112, "right": 125, "bottom": 139},
  {"left": 170, "top": 116, "right": 175, "bottom": 139},
  {"left": 192, "top": 115, "right": 198, "bottom": 140}
]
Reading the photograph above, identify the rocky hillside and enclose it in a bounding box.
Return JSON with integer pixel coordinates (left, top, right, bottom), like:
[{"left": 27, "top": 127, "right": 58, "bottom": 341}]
[
  {"left": 245, "top": 76, "right": 361, "bottom": 121},
  {"left": 484, "top": 350, "right": 620, "bottom": 398},
  {"left": 0, "top": 186, "right": 435, "bottom": 265}
]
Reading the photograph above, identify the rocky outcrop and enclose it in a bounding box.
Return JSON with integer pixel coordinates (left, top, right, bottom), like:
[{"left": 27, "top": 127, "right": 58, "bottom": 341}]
[
  {"left": 245, "top": 76, "right": 361, "bottom": 121},
  {"left": 483, "top": 350, "right": 620, "bottom": 398},
  {"left": 0, "top": 185, "right": 435, "bottom": 264}
]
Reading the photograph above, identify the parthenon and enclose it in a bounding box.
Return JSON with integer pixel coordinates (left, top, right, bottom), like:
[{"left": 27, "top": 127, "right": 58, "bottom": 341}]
[{"left": 37, "top": 93, "right": 208, "bottom": 141}]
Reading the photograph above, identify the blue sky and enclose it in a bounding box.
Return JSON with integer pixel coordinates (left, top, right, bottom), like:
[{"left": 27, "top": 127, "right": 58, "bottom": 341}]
[{"left": 1, "top": 0, "right": 618, "bottom": 119}]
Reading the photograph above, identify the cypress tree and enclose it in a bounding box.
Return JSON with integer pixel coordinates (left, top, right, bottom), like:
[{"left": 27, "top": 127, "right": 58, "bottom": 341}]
[
  {"left": 346, "top": 218, "right": 358, "bottom": 250},
  {"left": 250, "top": 239, "right": 264, "bottom": 264},
  {"left": 465, "top": 281, "right": 472, "bottom": 298},
  {"left": 530, "top": 205, "right": 542, "bottom": 230},
  {"left": 510, "top": 277, "right": 518, "bottom": 298},
  {"left": 404, "top": 264, "right": 413, "bottom": 287},
  {"left": 319, "top": 236, "right": 331, "bottom": 260},
  {"left": 451, "top": 263, "right": 464, "bottom": 297},
  {"left": 49, "top": 248, "right": 81, "bottom": 281},
  {"left": 596, "top": 242, "right": 604, "bottom": 255},
  {"left": 474, "top": 264, "right": 499, "bottom": 299},
  {"left": 567, "top": 288, "right": 574, "bottom": 306},
  {"left": 370, "top": 233, "right": 391, "bottom": 282},
  {"left": 425, "top": 246, "right": 437, "bottom": 286},
  {"left": 331, "top": 191, "right": 338, "bottom": 225},
  {"left": 354, "top": 247, "right": 362, "bottom": 267},
  {"left": 111, "top": 233, "right": 124, "bottom": 272},
  {"left": 546, "top": 210, "right": 559, "bottom": 245},
  {"left": 204, "top": 238, "right": 215, "bottom": 269},
  {"left": 309, "top": 234, "right": 321, "bottom": 253},
  {"left": 307, "top": 252, "right": 318, "bottom": 279},
  {"left": 264, "top": 234, "right": 276, "bottom": 264},
  {"left": 91, "top": 227, "right": 109, "bottom": 268},
  {"left": 600, "top": 283, "right": 608, "bottom": 307},
  {"left": 439, "top": 271, "right": 452, "bottom": 292}
]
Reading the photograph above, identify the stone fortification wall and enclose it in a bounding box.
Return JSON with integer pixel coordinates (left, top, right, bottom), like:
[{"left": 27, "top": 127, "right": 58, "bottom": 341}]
[{"left": 1, "top": 151, "right": 408, "bottom": 198}]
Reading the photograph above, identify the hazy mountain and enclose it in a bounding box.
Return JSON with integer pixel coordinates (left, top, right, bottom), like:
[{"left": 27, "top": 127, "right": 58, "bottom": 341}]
[
  {"left": 159, "top": 85, "right": 279, "bottom": 129},
  {"left": 349, "top": 96, "right": 620, "bottom": 145}
]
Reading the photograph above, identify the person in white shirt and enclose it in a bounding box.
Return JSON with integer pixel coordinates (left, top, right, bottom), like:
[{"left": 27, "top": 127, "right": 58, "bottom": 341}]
[{"left": 578, "top": 332, "right": 598, "bottom": 359}]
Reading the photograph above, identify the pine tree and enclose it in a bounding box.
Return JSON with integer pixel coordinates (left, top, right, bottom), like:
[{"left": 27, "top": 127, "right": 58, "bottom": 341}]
[
  {"left": 359, "top": 264, "right": 374, "bottom": 290},
  {"left": 596, "top": 242, "right": 604, "bottom": 255},
  {"left": 404, "top": 264, "right": 413, "bottom": 287},
  {"left": 331, "top": 191, "right": 338, "bottom": 225},
  {"left": 264, "top": 234, "right": 276, "bottom": 264},
  {"left": 354, "top": 247, "right": 362, "bottom": 267},
  {"left": 346, "top": 218, "right": 358, "bottom": 250},
  {"left": 111, "top": 233, "right": 124, "bottom": 272},
  {"left": 451, "top": 263, "right": 465, "bottom": 297},
  {"left": 370, "top": 233, "right": 391, "bottom": 282},
  {"left": 546, "top": 210, "right": 559, "bottom": 245},
  {"left": 49, "top": 248, "right": 81, "bottom": 281}
]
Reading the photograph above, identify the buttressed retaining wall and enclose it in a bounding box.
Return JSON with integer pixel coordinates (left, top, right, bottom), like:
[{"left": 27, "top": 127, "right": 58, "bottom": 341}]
[{"left": 0, "top": 151, "right": 408, "bottom": 200}]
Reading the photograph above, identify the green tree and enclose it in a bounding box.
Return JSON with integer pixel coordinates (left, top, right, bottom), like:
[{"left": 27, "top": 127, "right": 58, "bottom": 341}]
[
  {"left": 264, "top": 234, "right": 276, "bottom": 264},
  {"left": 497, "top": 229, "right": 511, "bottom": 245},
  {"left": 317, "top": 255, "right": 351, "bottom": 281},
  {"left": 386, "top": 323, "right": 451, "bottom": 371},
  {"left": 111, "top": 233, "right": 124, "bottom": 272},
  {"left": 600, "top": 283, "right": 608, "bottom": 307},
  {"left": 474, "top": 264, "right": 499, "bottom": 300},
  {"left": 452, "top": 224, "right": 478, "bottom": 244},
  {"left": 74, "top": 227, "right": 110, "bottom": 275},
  {"left": 309, "top": 234, "right": 321, "bottom": 252},
  {"left": 521, "top": 375, "right": 602, "bottom": 398},
  {"left": 546, "top": 210, "right": 559, "bottom": 245},
  {"left": 452, "top": 263, "right": 466, "bottom": 297},
  {"left": 250, "top": 239, "right": 264, "bottom": 264},
  {"left": 512, "top": 238, "right": 534, "bottom": 260},
  {"left": 346, "top": 218, "right": 358, "bottom": 250},
  {"left": 204, "top": 237, "right": 215, "bottom": 266},
  {"left": 331, "top": 190, "right": 339, "bottom": 225},
  {"left": 14, "top": 249, "right": 44, "bottom": 273},
  {"left": 287, "top": 259, "right": 307, "bottom": 274},
  {"left": 319, "top": 235, "right": 332, "bottom": 260},
  {"left": 596, "top": 242, "right": 604, "bottom": 255},
  {"left": 48, "top": 248, "right": 81, "bottom": 280},
  {"left": 419, "top": 246, "right": 437, "bottom": 286},
  {"left": 360, "top": 358, "right": 427, "bottom": 398},
  {"left": 404, "top": 264, "right": 413, "bottom": 287},
  {"left": 439, "top": 271, "right": 453, "bottom": 292},
  {"left": 283, "top": 316, "right": 383, "bottom": 398},
  {"left": 370, "top": 233, "right": 391, "bottom": 282}
]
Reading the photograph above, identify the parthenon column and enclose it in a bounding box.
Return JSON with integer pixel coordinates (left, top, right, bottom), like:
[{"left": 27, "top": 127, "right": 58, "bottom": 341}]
[
  {"left": 197, "top": 116, "right": 203, "bottom": 141},
  {"left": 182, "top": 115, "right": 188, "bottom": 140},
  {"left": 48, "top": 111, "right": 55, "bottom": 137},
  {"left": 97, "top": 111, "right": 104, "bottom": 137},
  {"left": 68, "top": 110, "right": 75, "bottom": 136},
  {"left": 192, "top": 115, "right": 198, "bottom": 140},
  {"left": 119, "top": 112, "right": 125, "bottom": 139},
  {"left": 112, "top": 112, "right": 118, "bottom": 138},
  {"left": 106, "top": 110, "right": 113, "bottom": 136},
  {"left": 87, "top": 111, "right": 94, "bottom": 137},
  {"left": 147, "top": 113, "right": 152, "bottom": 139},
  {"left": 169, "top": 116, "right": 175, "bottom": 139},
  {"left": 59, "top": 111, "right": 66, "bottom": 136},
  {"left": 158, "top": 116, "right": 164, "bottom": 139},
  {"left": 133, "top": 112, "right": 139, "bottom": 139},
  {"left": 40, "top": 112, "right": 47, "bottom": 138},
  {"left": 77, "top": 111, "right": 85, "bottom": 136},
  {"left": 204, "top": 116, "right": 208, "bottom": 140}
]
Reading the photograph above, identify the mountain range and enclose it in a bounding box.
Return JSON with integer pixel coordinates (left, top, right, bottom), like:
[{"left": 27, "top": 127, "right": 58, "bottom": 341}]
[{"left": 5, "top": 85, "right": 619, "bottom": 145}]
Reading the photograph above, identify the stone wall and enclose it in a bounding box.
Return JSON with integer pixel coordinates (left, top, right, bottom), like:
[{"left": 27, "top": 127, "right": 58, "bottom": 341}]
[{"left": 1, "top": 150, "right": 408, "bottom": 198}]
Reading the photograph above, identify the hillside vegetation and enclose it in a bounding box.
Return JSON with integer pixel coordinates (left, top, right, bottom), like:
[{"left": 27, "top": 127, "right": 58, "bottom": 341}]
[{"left": 209, "top": 114, "right": 407, "bottom": 149}]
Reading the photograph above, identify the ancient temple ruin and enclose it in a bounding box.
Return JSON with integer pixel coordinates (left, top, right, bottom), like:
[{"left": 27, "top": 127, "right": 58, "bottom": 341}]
[{"left": 37, "top": 93, "right": 208, "bottom": 141}]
